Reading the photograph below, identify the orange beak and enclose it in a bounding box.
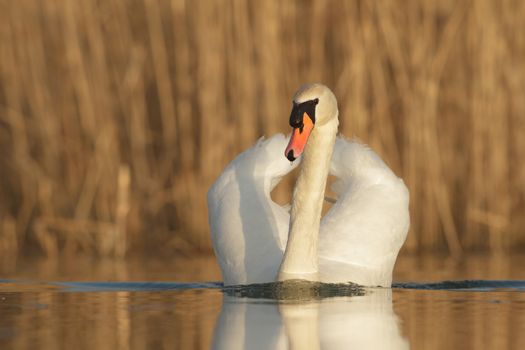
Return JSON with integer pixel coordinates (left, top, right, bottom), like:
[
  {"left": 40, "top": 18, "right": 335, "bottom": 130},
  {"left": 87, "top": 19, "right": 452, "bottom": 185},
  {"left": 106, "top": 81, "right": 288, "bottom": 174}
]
[{"left": 285, "top": 112, "right": 314, "bottom": 161}]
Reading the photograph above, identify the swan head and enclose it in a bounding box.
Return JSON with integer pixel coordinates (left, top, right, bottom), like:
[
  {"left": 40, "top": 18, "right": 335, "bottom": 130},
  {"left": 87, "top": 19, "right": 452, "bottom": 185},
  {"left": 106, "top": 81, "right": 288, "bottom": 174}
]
[{"left": 285, "top": 83, "right": 338, "bottom": 161}]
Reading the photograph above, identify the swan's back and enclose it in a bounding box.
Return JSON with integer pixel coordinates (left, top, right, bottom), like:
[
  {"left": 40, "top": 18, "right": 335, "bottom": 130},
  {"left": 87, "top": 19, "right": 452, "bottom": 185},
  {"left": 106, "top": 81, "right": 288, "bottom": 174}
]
[
  {"left": 319, "top": 138, "right": 410, "bottom": 286},
  {"left": 208, "top": 134, "right": 298, "bottom": 285}
]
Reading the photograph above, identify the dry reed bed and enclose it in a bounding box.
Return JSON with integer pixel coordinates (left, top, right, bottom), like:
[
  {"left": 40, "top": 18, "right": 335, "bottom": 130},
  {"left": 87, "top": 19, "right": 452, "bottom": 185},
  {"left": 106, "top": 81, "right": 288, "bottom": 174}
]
[{"left": 0, "top": 0, "right": 524, "bottom": 257}]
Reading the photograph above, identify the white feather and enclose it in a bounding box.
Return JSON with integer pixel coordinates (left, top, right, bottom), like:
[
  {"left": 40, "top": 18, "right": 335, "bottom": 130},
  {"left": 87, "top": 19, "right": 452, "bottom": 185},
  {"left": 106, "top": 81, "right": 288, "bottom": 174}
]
[{"left": 208, "top": 135, "right": 409, "bottom": 286}]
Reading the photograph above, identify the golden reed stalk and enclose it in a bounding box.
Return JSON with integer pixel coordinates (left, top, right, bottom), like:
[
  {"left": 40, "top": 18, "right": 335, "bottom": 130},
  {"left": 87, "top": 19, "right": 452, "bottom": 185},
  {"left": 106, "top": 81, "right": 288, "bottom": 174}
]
[{"left": 0, "top": 0, "right": 524, "bottom": 257}]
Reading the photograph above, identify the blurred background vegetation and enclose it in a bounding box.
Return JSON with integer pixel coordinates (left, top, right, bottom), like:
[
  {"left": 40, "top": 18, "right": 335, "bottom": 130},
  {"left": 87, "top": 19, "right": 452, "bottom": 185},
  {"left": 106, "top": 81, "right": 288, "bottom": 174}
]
[{"left": 1, "top": 0, "right": 525, "bottom": 261}]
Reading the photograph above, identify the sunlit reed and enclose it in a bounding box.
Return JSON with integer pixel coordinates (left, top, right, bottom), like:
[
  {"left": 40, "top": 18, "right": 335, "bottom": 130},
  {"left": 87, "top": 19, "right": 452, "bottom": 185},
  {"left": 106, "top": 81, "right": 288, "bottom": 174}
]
[{"left": 1, "top": 0, "right": 524, "bottom": 257}]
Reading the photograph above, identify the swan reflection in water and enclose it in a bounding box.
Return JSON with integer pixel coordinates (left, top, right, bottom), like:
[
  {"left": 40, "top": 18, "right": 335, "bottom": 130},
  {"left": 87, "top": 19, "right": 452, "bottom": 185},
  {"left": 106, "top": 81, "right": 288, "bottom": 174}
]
[{"left": 212, "top": 283, "right": 408, "bottom": 350}]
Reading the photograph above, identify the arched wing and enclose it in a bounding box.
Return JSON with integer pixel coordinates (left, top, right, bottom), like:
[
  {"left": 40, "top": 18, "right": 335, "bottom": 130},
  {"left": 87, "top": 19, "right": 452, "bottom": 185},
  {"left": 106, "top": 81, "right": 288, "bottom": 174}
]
[
  {"left": 208, "top": 134, "right": 299, "bottom": 285},
  {"left": 319, "top": 137, "right": 410, "bottom": 286}
]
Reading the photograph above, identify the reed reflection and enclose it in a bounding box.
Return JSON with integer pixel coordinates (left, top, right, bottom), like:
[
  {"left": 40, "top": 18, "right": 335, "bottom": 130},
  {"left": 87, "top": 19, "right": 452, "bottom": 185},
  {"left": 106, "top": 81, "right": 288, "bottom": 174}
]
[{"left": 212, "top": 286, "right": 408, "bottom": 350}]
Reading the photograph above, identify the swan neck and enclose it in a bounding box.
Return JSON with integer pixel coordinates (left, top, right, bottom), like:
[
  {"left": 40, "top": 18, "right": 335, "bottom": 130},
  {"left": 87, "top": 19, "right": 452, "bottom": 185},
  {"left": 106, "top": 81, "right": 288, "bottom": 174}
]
[{"left": 278, "top": 118, "right": 338, "bottom": 281}]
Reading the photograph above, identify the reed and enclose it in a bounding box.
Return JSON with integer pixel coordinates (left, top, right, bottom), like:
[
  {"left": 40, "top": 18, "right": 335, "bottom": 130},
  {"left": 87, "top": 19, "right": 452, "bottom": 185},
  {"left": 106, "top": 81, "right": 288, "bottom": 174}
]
[{"left": 1, "top": 0, "right": 524, "bottom": 257}]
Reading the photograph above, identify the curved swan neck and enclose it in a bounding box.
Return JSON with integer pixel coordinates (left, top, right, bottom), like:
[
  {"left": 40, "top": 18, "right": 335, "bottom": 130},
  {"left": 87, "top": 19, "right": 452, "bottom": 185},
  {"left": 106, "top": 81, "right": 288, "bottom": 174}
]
[{"left": 278, "top": 117, "right": 338, "bottom": 281}]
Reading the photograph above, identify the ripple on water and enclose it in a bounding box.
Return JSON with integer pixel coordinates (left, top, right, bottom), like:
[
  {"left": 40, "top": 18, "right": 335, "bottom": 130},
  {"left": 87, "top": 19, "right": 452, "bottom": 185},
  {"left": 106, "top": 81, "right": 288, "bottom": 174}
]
[
  {"left": 2, "top": 279, "right": 525, "bottom": 295},
  {"left": 222, "top": 280, "right": 366, "bottom": 301},
  {"left": 393, "top": 280, "right": 525, "bottom": 292}
]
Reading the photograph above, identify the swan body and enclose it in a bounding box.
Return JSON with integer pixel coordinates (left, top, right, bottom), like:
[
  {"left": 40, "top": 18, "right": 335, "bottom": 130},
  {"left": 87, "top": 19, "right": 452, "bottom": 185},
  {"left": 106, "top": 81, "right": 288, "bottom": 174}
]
[{"left": 208, "top": 84, "right": 409, "bottom": 287}]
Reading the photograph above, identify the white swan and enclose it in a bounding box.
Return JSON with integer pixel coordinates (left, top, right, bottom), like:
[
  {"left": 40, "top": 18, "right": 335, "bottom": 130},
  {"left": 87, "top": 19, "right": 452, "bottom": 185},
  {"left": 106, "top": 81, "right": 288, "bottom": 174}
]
[{"left": 208, "top": 83, "right": 409, "bottom": 287}]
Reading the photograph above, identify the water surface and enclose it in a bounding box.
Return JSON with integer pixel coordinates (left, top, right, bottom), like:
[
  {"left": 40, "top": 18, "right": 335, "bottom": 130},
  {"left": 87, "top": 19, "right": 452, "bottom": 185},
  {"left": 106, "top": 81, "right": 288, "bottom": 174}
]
[{"left": 1, "top": 253, "right": 525, "bottom": 349}]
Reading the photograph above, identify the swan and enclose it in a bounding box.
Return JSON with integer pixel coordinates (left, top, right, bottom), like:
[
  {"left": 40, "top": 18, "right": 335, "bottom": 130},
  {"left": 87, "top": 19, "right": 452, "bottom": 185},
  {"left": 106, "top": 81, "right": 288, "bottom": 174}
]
[{"left": 208, "top": 83, "right": 409, "bottom": 287}]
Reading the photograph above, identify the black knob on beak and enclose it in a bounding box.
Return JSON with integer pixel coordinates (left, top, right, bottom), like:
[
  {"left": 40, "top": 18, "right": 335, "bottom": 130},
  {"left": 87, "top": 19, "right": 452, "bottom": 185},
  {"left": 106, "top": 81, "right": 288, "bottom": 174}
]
[
  {"left": 289, "top": 103, "right": 303, "bottom": 128},
  {"left": 289, "top": 98, "right": 319, "bottom": 127}
]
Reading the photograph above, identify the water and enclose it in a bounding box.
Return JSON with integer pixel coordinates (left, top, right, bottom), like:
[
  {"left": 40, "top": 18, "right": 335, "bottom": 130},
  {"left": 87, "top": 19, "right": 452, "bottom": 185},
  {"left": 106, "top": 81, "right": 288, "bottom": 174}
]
[{"left": 1, "top": 254, "right": 525, "bottom": 349}]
